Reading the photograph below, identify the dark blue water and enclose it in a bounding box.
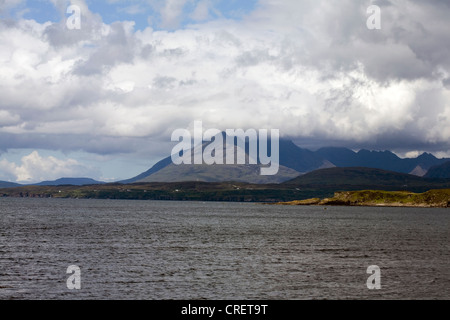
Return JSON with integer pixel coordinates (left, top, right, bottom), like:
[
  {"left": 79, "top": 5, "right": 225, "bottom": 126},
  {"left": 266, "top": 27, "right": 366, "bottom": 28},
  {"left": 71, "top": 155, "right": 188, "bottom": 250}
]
[{"left": 0, "top": 198, "right": 449, "bottom": 299}]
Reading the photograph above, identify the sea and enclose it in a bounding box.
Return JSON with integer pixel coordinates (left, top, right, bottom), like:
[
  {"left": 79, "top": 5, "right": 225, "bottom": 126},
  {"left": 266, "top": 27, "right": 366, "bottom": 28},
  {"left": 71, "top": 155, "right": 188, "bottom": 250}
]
[{"left": 0, "top": 197, "right": 449, "bottom": 300}]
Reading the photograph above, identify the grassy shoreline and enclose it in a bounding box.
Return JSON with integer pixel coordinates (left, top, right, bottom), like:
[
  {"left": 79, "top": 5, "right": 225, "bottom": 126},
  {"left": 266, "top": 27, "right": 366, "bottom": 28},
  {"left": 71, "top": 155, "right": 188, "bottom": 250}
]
[{"left": 274, "top": 189, "right": 450, "bottom": 208}]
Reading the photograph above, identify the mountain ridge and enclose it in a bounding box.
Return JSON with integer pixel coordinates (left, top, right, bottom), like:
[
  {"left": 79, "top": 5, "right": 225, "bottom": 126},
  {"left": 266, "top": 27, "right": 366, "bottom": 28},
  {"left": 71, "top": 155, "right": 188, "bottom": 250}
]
[
  {"left": 122, "top": 136, "right": 450, "bottom": 184},
  {"left": 34, "top": 178, "right": 105, "bottom": 186}
]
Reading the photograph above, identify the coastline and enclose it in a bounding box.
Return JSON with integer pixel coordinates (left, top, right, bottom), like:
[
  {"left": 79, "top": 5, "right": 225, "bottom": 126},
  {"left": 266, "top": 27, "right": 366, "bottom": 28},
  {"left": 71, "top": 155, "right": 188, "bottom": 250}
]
[
  {"left": 273, "top": 189, "right": 450, "bottom": 208},
  {"left": 1, "top": 184, "right": 450, "bottom": 208}
]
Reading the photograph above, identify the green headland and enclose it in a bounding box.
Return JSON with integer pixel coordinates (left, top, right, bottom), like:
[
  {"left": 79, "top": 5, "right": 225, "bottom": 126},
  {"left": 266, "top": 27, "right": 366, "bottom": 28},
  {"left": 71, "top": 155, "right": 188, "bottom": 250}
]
[{"left": 275, "top": 189, "right": 450, "bottom": 208}]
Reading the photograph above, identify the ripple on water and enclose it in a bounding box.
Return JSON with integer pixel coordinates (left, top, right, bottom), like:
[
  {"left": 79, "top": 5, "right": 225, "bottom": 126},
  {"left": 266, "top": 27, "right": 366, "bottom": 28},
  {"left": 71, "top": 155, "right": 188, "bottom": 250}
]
[{"left": 0, "top": 198, "right": 449, "bottom": 300}]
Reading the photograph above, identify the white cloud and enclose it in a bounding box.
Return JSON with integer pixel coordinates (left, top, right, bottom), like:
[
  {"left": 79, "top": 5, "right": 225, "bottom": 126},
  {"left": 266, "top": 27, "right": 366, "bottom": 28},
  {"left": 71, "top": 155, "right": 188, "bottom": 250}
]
[
  {"left": 1, "top": 0, "right": 450, "bottom": 161},
  {"left": 0, "top": 110, "right": 20, "bottom": 126},
  {"left": 190, "top": 0, "right": 211, "bottom": 21},
  {"left": 119, "top": 4, "right": 143, "bottom": 15},
  {"left": 0, "top": 151, "right": 100, "bottom": 183},
  {"left": 159, "top": 0, "right": 188, "bottom": 29},
  {"left": 0, "top": 0, "right": 24, "bottom": 14}
]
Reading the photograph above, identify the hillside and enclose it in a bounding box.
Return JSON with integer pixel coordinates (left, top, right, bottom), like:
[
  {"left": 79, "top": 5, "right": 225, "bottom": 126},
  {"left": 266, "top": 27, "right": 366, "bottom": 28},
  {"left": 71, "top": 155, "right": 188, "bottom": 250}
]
[
  {"left": 425, "top": 161, "right": 450, "bottom": 179},
  {"left": 286, "top": 167, "right": 425, "bottom": 186},
  {"left": 284, "top": 167, "right": 450, "bottom": 193},
  {"left": 0, "top": 181, "right": 21, "bottom": 188},
  {"left": 136, "top": 163, "right": 300, "bottom": 184},
  {"left": 119, "top": 157, "right": 173, "bottom": 184},
  {"left": 35, "top": 178, "right": 105, "bottom": 186},
  {"left": 278, "top": 140, "right": 329, "bottom": 172}
]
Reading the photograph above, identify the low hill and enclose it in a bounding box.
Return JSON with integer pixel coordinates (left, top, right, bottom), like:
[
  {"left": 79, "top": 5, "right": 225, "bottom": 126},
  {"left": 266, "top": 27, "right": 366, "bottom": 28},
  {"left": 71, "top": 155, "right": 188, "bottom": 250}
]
[
  {"left": 35, "top": 178, "right": 105, "bottom": 186},
  {"left": 284, "top": 167, "right": 450, "bottom": 193},
  {"left": 0, "top": 181, "right": 21, "bottom": 188},
  {"left": 425, "top": 161, "right": 450, "bottom": 179}
]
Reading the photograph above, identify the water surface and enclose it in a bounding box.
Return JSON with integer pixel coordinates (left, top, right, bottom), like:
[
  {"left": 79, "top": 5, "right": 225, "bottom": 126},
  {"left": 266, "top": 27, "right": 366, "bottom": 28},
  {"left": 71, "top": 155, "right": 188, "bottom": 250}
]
[{"left": 0, "top": 198, "right": 448, "bottom": 299}]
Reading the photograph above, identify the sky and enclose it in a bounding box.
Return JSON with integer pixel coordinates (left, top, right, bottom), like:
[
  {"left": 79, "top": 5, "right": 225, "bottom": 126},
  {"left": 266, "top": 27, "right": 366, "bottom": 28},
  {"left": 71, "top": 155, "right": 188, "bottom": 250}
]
[{"left": 0, "top": 0, "right": 450, "bottom": 183}]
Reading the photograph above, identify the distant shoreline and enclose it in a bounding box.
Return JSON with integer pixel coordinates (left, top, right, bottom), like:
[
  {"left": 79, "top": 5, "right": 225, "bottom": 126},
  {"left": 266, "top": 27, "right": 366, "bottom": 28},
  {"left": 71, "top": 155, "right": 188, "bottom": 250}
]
[{"left": 1, "top": 183, "right": 450, "bottom": 207}]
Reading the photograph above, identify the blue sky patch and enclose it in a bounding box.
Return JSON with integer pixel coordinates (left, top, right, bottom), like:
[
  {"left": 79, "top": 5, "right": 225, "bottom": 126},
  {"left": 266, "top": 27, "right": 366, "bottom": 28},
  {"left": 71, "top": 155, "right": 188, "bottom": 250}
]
[{"left": 6, "top": 0, "right": 259, "bottom": 30}]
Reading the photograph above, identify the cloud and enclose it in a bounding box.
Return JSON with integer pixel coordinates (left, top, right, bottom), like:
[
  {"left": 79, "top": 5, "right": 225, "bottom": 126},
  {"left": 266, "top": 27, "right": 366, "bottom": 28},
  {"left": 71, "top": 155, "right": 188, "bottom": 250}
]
[
  {"left": 1, "top": 0, "right": 450, "bottom": 166},
  {"left": 163, "top": 0, "right": 186, "bottom": 25},
  {"left": 43, "top": 0, "right": 105, "bottom": 48},
  {"left": 0, "top": 0, "right": 24, "bottom": 14},
  {"left": 0, "top": 110, "right": 20, "bottom": 126},
  {"left": 152, "top": 0, "right": 188, "bottom": 29},
  {"left": 190, "top": 0, "right": 211, "bottom": 21},
  {"left": 118, "top": 4, "right": 144, "bottom": 16},
  {"left": 0, "top": 151, "right": 100, "bottom": 183}
]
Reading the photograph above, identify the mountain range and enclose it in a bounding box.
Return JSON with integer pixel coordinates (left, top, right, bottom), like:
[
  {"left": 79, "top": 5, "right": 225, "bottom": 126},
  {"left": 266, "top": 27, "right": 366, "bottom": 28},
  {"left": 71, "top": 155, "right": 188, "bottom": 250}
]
[
  {"left": 120, "top": 138, "right": 328, "bottom": 184},
  {"left": 0, "top": 177, "right": 104, "bottom": 188},
  {"left": 1, "top": 135, "right": 450, "bottom": 187},
  {"left": 121, "top": 134, "right": 450, "bottom": 184}
]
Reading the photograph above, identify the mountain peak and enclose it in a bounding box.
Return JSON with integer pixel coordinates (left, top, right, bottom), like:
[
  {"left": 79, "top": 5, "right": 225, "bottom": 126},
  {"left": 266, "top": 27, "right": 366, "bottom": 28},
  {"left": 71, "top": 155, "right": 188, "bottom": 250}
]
[{"left": 417, "top": 152, "right": 437, "bottom": 160}]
